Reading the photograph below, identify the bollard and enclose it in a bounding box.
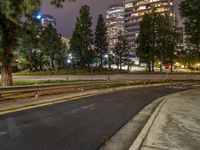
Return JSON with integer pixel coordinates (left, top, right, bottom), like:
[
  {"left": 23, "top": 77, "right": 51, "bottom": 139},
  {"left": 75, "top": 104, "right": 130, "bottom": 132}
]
[{"left": 35, "top": 87, "right": 39, "bottom": 98}]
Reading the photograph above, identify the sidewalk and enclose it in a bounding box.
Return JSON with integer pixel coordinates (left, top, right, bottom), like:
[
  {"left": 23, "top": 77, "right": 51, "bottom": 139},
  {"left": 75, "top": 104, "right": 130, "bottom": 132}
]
[{"left": 130, "top": 88, "right": 200, "bottom": 150}]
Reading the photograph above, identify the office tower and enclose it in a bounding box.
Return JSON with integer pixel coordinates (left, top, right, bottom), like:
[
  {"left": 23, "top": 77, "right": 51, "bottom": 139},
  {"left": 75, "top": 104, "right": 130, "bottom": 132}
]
[
  {"left": 40, "top": 14, "right": 56, "bottom": 28},
  {"left": 106, "top": 4, "right": 125, "bottom": 53},
  {"left": 124, "top": 0, "right": 174, "bottom": 55}
]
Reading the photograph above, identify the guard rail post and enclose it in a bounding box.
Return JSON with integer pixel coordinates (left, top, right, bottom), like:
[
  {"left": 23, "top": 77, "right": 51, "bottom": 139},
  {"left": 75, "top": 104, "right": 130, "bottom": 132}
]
[{"left": 35, "top": 86, "right": 39, "bottom": 98}]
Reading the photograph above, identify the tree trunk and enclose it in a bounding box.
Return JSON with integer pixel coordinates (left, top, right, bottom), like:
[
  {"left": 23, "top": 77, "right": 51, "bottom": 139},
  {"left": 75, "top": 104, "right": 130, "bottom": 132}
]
[
  {"left": 51, "top": 58, "right": 55, "bottom": 70},
  {"left": 120, "top": 56, "right": 122, "bottom": 70},
  {"left": 170, "top": 63, "right": 173, "bottom": 73},
  {"left": 1, "top": 47, "right": 13, "bottom": 86},
  {"left": 160, "top": 50, "right": 163, "bottom": 72},
  {"left": 100, "top": 51, "right": 103, "bottom": 68},
  {"left": 152, "top": 60, "right": 155, "bottom": 72},
  {"left": 127, "top": 59, "right": 130, "bottom": 71},
  {"left": 147, "top": 58, "right": 151, "bottom": 72}
]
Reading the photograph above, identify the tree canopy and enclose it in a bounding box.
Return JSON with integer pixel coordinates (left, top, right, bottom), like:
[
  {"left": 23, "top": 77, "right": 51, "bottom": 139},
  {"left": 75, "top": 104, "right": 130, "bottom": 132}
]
[
  {"left": 0, "top": 0, "right": 73, "bottom": 86},
  {"left": 69, "top": 5, "right": 94, "bottom": 69},
  {"left": 94, "top": 14, "right": 108, "bottom": 68}
]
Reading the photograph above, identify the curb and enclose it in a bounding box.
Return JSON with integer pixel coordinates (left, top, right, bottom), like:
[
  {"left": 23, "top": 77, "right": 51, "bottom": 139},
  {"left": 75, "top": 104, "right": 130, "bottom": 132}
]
[
  {"left": 99, "top": 95, "right": 167, "bottom": 150},
  {"left": 0, "top": 83, "right": 175, "bottom": 115},
  {"left": 99, "top": 91, "right": 182, "bottom": 150},
  {"left": 129, "top": 93, "right": 179, "bottom": 150}
]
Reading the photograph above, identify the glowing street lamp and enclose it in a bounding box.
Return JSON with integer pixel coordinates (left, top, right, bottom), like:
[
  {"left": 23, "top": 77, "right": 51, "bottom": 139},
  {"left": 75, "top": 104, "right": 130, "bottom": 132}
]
[
  {"left": 104, "top": 53, "right": 110, "bottom": 81},
  {"left": 104, "top": 54, "right": 108, "bottom": 59},
  {"left": 197, "top": 63, "right": 200, "bottom": 71},
  {"left": 36, "top": 14, "right": 42, "bottom": 20},
  {"left": 175, "top": 62, "right": 180, "bottom": 66},
  {"left": 67, "top": 59, "right": 71, "bottom": 63}
]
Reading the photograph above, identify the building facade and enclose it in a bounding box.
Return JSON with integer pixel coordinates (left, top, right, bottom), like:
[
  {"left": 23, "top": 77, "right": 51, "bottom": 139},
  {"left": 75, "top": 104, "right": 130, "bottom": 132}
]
[
  {"left": 40, "top": 14, "right": 56, "bottom": 28},
  {"left": 106, "top": 4, "right": 125, "bottom": 53},
  {"left": 124, "top": 0, "right": 174, "bottom": 55},
  {"left": 61, "top": 36, "right": 70, "bottom": 48}
]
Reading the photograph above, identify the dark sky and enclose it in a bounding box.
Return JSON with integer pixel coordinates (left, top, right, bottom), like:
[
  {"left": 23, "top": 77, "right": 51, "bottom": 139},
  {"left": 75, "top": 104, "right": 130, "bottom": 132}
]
[{"left": 41, "top": 0, "right": 123, "bottom": 38}]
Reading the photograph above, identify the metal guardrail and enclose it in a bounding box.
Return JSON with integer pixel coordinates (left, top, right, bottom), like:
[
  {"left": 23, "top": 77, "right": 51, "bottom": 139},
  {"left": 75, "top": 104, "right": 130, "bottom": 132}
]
[
  {"left": 0, "top": 81, "right": 120, "bottom": 100},
  {"left": 1, "top": 80, "right": 186, "bottom": 101}
]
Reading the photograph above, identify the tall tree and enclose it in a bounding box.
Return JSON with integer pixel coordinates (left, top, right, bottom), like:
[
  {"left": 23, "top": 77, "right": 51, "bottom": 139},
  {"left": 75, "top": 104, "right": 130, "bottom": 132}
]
[
  {"left": 136, "top": 13, "right": 156, "bottom": 72},
  {"left": 39, "top": 24, "right": 64, "bottom": 71},
  {"left": 137, "top": 12, "right": 181, "bottom": 72},
  {"left": 180, "top": 0, "right": 200, "bottom": 61},
  {"left": 114, "top": 32, "right": 129, "bottom": 70},
  {"left": 18, "top": 19, "right": 44, "bottom": 71},
  {"left": 94, "top": 14, "right": 108, "bottom": 68},
  {"left": 0, "top": 0, "right": 74, "bottom": 86},
  {"left": 70, "top": 5, "right": 94, "bottom": 69},
  {"left": 155, "top": 15, "right": 181, "bottom": 72}
]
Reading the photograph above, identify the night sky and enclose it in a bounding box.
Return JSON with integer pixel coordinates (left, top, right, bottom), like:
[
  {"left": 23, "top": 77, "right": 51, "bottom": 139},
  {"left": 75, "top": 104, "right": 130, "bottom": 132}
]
[{"left": 41, "top": 0, "right": 123, "bottom": 38}]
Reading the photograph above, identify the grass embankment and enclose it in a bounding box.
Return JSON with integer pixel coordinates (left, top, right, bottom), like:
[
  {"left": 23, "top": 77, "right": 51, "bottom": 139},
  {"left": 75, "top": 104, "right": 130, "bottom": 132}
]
[
  {"left": 10, "top": 79, "right": 199, "bottom": 86},
  {"left": 13, "top": 69, "right": 200, "bottom": 76},
  {"left": 13, "top": 69, "right": 128, "bottom": 76},
  {"left": 12, "top": 80, "right": 77, "bottom": 86},
  {"left": 11, "top": 80, "right": 105, "bottom": 86}
]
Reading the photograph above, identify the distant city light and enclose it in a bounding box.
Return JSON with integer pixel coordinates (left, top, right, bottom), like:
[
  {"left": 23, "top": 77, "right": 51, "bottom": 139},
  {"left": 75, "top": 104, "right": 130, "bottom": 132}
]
[
  {"left": 104, "top": 54, "right": 108, "bottom": 58},
  {"left": 67, "top": 59, "right": 71, "bottom": 63},
  {"left": 36, "top": 14, "right": 42, "bottom": 19}
]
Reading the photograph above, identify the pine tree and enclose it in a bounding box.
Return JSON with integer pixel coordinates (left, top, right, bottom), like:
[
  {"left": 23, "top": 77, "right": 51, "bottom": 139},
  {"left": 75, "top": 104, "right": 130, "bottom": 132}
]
[
  {"left": 136, "top": 13, "right": 156, "bottom": 72},
  {"left": 137, "top": 12, "right": 180, "bottom": 72},
  {"left": 39, "top": 24, "right": 65, "bottom": 71},
  {"left": 180, "top": 0, "right": 200, "bottom": 62},
  {"left": 18, "top": 19, "right": 44, "bottom": 71},
  {"left": 155, "top": 14, "right": 181, "bottom": 72},
  {"left": 95, "top": 14, "right": 108, "bottom": 68},
  {"left": 70, "top": 5, "right": 94, "bottom": 69},
  {"left": 114, "top": 32, "right": 129, "bottom": 70}
]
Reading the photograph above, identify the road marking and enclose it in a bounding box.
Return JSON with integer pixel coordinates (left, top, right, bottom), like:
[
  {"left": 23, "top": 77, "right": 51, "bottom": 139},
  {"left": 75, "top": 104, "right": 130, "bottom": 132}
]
[
  {"left": 0, "top": 131, "right": 7, "bottom": 136},
  {"left": 70, "top": 108, "right": 80, "bottom": 114},
  {"left": 0, "top": 93, "right": 100, "bottom": 116},
  {"left": 70, "top": 104, "right": 96, "bottom": 114},
  {"left": 7, "top": 117, "right": 23, "bottom": 139},
  {"left": 193, "top": 84, "right": 200, "bottom": 87},
  {"left": 81, "top": 104, "right": 95, "bottom": 109},
  {"left": 90, "top": 107, "right": 96, "bottom": 110}
]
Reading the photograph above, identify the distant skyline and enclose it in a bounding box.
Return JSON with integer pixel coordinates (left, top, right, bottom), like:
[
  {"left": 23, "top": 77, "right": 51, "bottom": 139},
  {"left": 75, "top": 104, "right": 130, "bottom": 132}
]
[
  {"left": 41, "top": 0, "right": 122, "bottom": 38},
  {"left": 41, "top": 0, "right": 182, "bottom": 38}
]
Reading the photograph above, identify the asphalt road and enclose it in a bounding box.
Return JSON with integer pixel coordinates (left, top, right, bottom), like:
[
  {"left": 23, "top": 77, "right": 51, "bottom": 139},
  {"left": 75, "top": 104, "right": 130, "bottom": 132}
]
[{"left": 0, "top": 85, "right": 196, "bottom": 150}]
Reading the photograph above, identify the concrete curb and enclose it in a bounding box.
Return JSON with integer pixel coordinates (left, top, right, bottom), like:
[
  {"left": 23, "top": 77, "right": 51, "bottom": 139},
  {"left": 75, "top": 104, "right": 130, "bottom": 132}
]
[
  {"left": 0, "top": 82, "right": 175, "bottom": 115},
  {"left": 129, "top": 93, "right": 179, "bottom": 150},
  {"left": 99, "top": 91, "right": 181, "bottom": 150},
  {"left": 99, "top": 95, "right": 167, "bottom": 150}
]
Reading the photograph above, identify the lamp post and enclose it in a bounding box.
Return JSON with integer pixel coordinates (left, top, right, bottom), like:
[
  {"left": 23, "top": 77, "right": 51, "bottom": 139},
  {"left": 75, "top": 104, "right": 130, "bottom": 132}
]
[
  {"left": 36, "top": 14, "right": 42, "bottom": 20},
  {"left": 104, "top": 54, "right": 110, "bottom": 81},
  {"left": 197, "top": 63, "right": 200, "bottom": 72}
]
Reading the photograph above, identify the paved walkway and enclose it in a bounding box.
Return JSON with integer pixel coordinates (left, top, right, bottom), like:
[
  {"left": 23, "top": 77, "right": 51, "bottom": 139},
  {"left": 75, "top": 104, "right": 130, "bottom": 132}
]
[{"left": 138, "top": 88, "right": 200, "bottom": 150}]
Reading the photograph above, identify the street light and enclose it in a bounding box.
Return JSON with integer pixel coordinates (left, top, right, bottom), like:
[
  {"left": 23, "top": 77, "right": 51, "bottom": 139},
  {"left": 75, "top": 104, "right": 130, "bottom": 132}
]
[
  {"left": 104, "top": 54, "right": 108, "bottom": 59},
  {"left": 197, "top": 63, "right": 200, "bottom": 71},
  {"left": 36, "top": 14, "right": 42, "bottom": 20},
  {"left": 104, "top": 54, "right": 110, "bottom": 81},
  {"left": 67, "top": 59, "right": 71, "bottom": 63}
]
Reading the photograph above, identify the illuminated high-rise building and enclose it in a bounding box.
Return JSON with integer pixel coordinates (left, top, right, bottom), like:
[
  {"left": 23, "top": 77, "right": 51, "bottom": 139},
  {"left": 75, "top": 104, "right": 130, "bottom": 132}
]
[
  {"left": 124, "top": 0, "right": 175, "bottom": 55},
  {"left": 40, "top": 14, "right": 56, "bottom": 28},
  {"left": 106, "top": 4, "right": 125, "bottom": 53}
]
